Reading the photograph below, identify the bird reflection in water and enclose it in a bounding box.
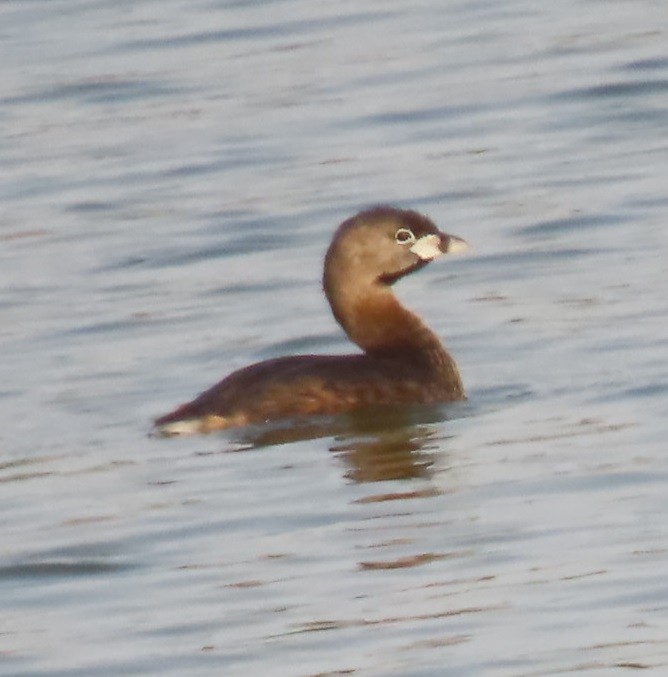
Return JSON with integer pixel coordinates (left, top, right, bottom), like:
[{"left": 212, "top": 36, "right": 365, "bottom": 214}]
[{"left": 227, "top": 402, "right": 465, "bottom": 483}]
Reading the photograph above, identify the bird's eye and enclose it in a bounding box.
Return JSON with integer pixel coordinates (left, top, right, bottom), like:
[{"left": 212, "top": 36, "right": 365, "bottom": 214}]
[{"left": 395, "top": 228, "right": 416, "bottom": 245}]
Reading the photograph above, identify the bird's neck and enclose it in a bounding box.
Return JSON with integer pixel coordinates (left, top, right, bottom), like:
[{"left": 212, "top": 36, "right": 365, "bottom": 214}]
[{"left": 327, "top": 281, "right": 450, "bottom": 369}]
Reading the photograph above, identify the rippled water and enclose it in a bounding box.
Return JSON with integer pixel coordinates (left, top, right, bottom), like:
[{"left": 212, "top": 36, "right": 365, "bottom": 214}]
[{"left": 2, "top": 0, "right": 668, "bottom": 675}]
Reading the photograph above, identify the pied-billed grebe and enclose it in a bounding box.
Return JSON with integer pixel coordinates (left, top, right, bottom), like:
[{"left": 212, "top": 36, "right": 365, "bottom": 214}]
[{"left": 154, "top": 206, "right": 467, "bottom": 436}]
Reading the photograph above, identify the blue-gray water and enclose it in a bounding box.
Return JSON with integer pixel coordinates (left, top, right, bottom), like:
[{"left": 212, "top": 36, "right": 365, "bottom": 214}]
[{"left": 2, "top": 0, "right": 668, "bottom": 675}]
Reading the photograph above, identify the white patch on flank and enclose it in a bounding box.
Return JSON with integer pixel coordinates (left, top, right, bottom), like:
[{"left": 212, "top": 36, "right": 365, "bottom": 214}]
[
  {"left": 410, "top": 234, "right": 443, "bottom": 260},
  {"left": 154, "top": 419, "right": 202, "bottom": 437}
]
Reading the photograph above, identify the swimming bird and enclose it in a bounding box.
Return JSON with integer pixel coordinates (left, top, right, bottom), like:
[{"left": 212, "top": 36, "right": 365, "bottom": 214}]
[{"left": 154, "top": 206, "right": 467, "bottom": 436}]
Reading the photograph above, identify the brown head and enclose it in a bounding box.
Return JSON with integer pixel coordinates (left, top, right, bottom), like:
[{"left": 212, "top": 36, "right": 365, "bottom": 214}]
[{"left": 323, "top": 206, "right": 467, "bottom": 353}]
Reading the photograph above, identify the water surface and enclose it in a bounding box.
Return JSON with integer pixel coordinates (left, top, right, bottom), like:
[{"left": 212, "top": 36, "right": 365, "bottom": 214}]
[{"left": 2, "top": 0, "right": 668, "bottom": 675}]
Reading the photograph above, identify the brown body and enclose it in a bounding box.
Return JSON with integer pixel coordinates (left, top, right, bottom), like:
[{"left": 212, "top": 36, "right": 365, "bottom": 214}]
[{"left": 154, "top": 206, "right": 466, "bottom": 436}]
